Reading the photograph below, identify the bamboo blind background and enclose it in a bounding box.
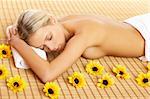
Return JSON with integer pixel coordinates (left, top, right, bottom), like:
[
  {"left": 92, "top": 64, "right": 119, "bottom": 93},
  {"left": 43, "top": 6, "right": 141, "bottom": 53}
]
[{"left": 0, "top": 0, "right": 150, "bottom": 99}]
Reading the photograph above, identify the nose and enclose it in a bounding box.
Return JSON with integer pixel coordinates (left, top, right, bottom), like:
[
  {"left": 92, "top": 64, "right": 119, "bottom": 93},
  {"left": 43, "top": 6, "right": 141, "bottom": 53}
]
[
  {"left": 44, "top": 41, "right": 59, "bottom": 52},
  {"left": 44, "top": 45, "right": 58, "bottom": 52}
]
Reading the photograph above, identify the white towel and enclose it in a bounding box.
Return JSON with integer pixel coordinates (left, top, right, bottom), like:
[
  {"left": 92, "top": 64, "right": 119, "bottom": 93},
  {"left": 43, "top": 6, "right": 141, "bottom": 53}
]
[{"left": 12, "top": 47, "right": 47, "bottom": 69}]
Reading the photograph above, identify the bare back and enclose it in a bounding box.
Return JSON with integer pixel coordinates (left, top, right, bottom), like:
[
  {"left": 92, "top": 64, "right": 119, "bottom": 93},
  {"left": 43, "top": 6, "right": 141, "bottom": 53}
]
[{"left": 59, "top": 15, "right": 145, "bottom": 59}]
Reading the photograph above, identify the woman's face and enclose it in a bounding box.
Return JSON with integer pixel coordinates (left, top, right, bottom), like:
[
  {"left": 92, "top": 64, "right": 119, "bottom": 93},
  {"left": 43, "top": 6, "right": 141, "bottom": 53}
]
[{"left": 27, "top": 24, "right": 66, "bottom": 52}]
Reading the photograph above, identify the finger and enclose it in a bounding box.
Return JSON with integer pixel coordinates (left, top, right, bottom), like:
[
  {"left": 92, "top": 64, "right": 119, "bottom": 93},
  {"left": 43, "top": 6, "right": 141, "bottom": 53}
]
[
  {"left": 9, "top": 27, "right": 13, "bottom": 35},
  {"left": 15, "top": 27, "right": 18, "bottom": 31},
  {"left": 6, "top": 28, "right": 11, "bottom": 40},
  {"left": 9, "top": 28, "right": 13, "bottom": 35},
  {"left": 12, "top": 27, "right": 17, "bottom": 35},
  {"left": 10, "top": 27, "right": 16, "bottom": 35}
]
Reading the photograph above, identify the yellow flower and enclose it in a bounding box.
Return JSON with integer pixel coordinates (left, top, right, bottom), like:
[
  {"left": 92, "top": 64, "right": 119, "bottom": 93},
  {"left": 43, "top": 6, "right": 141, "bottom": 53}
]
[
  {"left": 0, "top": 64, "right": 9, "bottom": 79},
  {"left": 85, "top": 60, "right": 104, "bottom": 76},
  {"left": 112, "top": 65, "right": 130, "bottom": 79},
  {"left": 43, "top": 82, "right": 60, "bottom": 99},
  {"left": 68, "top": 72, "right": 86, "bottom": 88},
  {"left": 147, "top": 62, "right": 150, "bottom": 70},
  {"left": 7, "top": 75, "right": 27, "bottom": 93},
  {"left": 136, "top": 72, "right": 150, "bottom": 87},
  {"left": 0, "top": 44, "right": 12, "bottom": 59},
  {"left": 97, "top": 73, "right": 114, "bottom": 88}
]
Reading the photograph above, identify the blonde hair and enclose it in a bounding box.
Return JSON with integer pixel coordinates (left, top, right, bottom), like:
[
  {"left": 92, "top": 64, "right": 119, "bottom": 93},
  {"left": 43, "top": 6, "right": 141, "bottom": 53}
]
[{"left": 16, "top": 9, "right": 56, "bottom": 42}]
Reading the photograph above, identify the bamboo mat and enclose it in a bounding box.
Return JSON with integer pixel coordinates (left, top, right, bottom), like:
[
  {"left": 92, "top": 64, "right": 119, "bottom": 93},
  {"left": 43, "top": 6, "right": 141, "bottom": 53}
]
[{"left": 0, "top": 0, "right": 150, "bottom": 99}]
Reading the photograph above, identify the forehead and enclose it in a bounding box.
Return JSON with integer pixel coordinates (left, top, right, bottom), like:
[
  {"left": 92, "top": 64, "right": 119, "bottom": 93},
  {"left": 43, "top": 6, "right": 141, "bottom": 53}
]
[{"left": 27, "top": 26, "right": 50, "bottom": 47}]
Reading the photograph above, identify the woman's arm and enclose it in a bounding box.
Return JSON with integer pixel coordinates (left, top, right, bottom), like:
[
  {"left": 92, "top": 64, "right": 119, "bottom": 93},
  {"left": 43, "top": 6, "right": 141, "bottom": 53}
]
[{"left": 10, "top": 34, "right": 87, "bottom": 83}]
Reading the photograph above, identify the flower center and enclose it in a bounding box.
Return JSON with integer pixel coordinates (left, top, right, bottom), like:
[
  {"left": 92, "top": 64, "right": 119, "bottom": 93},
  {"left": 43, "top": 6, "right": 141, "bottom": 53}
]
[
  {"left": 92, "top": 67, "right": 98, "bottom": 71},
  {"left": 103, "top": 80, "right": 108, "bottom": 85},
  {"left": 143, "top": 78, "right": 148, "bottom": 83},
  {"left": 74, "top": 78, "right": 79, "bottom": 84},
  {"left": 48, "top": 88, "right": 54, "bottom": 94},
  {"left": 2, "top": 50, "right": 7, "bottom": 55},
  {"left": 119, "top": 71, "right": 124, "bottom": 75},
  {"left": 13, "top": 82, "right": 19, "bottom": 87},
  {"left": 0, "top": 70, "right": 2, "bottom": 75}
]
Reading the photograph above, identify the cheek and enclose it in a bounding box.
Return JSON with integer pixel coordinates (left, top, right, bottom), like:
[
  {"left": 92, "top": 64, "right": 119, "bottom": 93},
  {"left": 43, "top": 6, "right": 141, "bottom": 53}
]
[
  {"left": 55, "top": 38, "right": 65, "bottom": 47},
  {"left": 45, "top": 41, "right": 53, "bottom": 48},
  {"left": 52, "top": 31, "right": 65, "bottom": 45},
  {"left": 57, "top": 33, "right": 65, "bottom": 43}
]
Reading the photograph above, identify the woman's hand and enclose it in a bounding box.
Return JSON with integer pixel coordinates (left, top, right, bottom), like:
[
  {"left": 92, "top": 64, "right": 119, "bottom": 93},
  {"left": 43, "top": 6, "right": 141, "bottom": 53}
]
[
  {"left": 6, "top": 25, "right": 21, "bottom": 46},
  {"left": 6, "top": 25, "right": 19, "bottom": 41}
]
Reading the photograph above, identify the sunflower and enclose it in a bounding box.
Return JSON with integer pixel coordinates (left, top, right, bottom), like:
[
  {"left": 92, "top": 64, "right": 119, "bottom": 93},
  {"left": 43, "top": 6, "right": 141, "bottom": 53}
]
[
  {"left": 43, "top": 82, "right": 60, "bottom": 99},
  {"left": 85, "top": 60, "right": 104, "bottom": 76},
  {"left": 112, "top": 64, "right": 130, "bottom": 79},
  {"left": 0, "top": 44, "right": 12, "bottom": 59},
  {"left": 97, "top": 73, "right": 115, "bottom": 88},
  {"left": 6, "top": 75, "right": 27, "bottom": 93},
  {"left": 68, "top": 72, "right": 86, "bottom": 88},
  {"left": 136, "top": 72, "right": 150, "bottom": 87},
  {"left": 0, "top": 64, "right": 9, "bottom": 79},
  {"left": 147, "top": 62, "right": 150, "bottom": 71}
]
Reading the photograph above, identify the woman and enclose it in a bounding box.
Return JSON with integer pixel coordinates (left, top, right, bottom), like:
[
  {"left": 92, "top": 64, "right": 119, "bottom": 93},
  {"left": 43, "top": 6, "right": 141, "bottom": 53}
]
[{"left": 6, "top": 9, "right": 145, "bottom": 83}]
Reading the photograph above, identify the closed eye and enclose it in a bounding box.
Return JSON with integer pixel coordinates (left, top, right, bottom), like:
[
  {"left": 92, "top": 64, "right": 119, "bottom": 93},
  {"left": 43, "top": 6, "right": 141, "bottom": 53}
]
[{"left": 47, "top": 34, "right": 52, "bottom": 41}]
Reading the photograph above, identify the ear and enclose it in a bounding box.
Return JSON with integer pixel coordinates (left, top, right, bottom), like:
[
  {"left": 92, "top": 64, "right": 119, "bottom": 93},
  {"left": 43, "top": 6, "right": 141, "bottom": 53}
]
[{"left": 49, "top": 16, "right": 57, "bottom": 25}]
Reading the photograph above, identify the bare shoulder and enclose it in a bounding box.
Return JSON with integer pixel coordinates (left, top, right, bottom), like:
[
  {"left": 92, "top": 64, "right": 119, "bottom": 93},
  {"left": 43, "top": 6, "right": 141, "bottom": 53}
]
[
  {"left": 58, "top": 15, "right": 104, "bottom": 22},
  {"left": 65, "top": 33, "right": 88, "bottom": 50},
  {"left": 54, "top": 34, "right": 88, "bottom": 65}
]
